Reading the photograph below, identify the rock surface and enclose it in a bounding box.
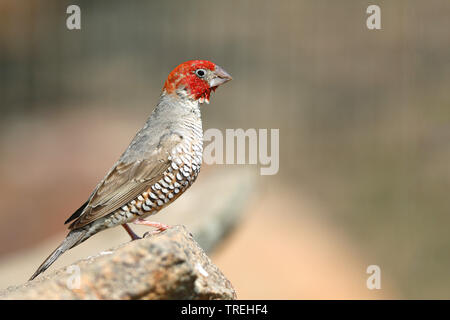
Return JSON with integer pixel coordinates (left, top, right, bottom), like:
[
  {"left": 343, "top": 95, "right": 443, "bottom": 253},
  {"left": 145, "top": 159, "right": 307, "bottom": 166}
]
[{"left": 0, "top": 226, "right": 236, "bottom": 300}]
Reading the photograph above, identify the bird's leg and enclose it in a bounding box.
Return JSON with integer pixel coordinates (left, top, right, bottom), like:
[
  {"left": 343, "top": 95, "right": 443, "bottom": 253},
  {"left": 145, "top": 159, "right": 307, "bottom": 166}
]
[
  {"left": 132, "top": 219, "right": 171, "bottom": 237},
  {"left": 122, "top": 223, "right": 141, "bottom": 240}
]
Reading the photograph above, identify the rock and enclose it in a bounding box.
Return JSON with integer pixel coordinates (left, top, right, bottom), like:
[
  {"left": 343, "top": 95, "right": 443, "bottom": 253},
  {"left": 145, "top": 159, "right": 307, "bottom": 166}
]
[{"left": 0, "top": 226, "right": 236, "bottom": 300}]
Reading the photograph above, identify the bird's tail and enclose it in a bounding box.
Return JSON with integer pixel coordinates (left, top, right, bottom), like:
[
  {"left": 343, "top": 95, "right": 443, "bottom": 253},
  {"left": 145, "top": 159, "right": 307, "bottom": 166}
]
[{"left": 29, "top": 228, "right": 87, "bottom": 281}]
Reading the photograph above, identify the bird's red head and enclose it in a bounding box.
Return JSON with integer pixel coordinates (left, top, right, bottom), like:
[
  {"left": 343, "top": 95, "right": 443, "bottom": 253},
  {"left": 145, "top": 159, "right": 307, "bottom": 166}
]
[{"left": 163, "top": 60, "right": 232, "bottom": 104}]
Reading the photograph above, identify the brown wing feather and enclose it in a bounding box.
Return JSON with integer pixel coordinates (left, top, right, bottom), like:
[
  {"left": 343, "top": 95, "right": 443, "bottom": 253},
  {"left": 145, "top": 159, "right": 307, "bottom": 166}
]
[{"left": 68, "top": 134, "right": 181, "bottom": 229}]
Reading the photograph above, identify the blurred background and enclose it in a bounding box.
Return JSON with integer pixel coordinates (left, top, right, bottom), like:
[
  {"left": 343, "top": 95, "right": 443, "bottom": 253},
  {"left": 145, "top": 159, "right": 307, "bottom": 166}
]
[{"left": 1, "top": 0, "right": 450, "bottom": 299}]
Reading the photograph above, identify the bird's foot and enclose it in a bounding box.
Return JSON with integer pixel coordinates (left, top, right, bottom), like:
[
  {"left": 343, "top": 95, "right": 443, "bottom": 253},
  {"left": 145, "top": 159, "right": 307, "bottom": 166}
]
[
  {"left": 133, "top": 219, "right": 172, "bottom": 237},
  {"left": 122, "top": 223, "right": 142, "bottom": 241}
]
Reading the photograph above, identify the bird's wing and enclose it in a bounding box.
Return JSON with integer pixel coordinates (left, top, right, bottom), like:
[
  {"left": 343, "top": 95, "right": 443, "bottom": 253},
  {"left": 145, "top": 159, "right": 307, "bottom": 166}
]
[{"left": 68, "top": 133, "right": 181, "bottom": 229}]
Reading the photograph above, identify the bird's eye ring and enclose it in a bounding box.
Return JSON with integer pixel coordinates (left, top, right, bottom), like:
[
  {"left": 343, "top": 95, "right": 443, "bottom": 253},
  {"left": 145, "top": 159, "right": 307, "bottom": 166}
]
[{"left": 195, "top": 69, "right": 206, "bottom": 78}]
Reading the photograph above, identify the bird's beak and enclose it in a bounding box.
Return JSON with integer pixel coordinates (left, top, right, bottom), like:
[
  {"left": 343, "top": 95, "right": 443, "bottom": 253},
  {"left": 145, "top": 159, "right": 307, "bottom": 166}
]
[{"left": 209, "top": 65, "right": 232, "bottom": 88}]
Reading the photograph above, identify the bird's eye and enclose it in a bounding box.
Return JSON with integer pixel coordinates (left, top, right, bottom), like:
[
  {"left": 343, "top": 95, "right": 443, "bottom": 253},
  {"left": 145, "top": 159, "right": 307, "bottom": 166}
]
[{"left": 195, "top": 69, "right": 206, "bottom": 78}]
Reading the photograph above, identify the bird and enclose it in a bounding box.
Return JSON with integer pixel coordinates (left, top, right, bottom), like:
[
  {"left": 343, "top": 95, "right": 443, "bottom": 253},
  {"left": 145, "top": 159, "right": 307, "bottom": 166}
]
[{"left": 29, "top": 60, "right": 232, "bottom": 280}]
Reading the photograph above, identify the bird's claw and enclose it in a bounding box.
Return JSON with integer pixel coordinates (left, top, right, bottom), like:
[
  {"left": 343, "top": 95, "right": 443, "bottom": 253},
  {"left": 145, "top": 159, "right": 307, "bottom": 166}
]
[{"left": 143, "top": 228, "right": 166, "bottom": 238}]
